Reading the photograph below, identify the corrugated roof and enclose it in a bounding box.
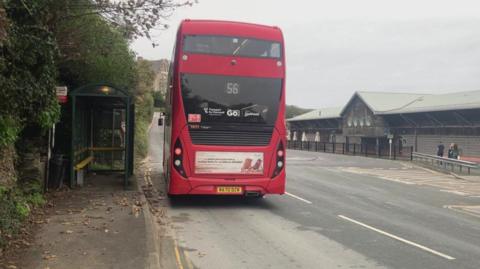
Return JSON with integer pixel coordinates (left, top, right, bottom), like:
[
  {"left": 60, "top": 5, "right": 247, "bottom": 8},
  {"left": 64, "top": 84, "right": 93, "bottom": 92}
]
[
  {"left": 287, "top": 107, "right": 342, "bottom": 121},
  {"left": 289, "top": 89, "right": 480, "bottom": 122},
  {"left": 354, "top": 91, "right": 428, "bottom": 114},
  {"left": 380, "top": 90, "right": 480, "bottom": 114}
]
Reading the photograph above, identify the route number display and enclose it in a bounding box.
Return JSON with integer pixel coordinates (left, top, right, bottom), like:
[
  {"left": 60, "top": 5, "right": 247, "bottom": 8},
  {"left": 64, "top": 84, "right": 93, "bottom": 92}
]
[{"left": 226, "top": 82, "right": 239, "bottom": 94}]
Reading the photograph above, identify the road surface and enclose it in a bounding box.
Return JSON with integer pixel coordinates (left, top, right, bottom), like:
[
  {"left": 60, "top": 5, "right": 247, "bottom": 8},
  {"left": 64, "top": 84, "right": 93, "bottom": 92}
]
[{"left": 148, "top": 114, "right": 480, "bottom": 269}]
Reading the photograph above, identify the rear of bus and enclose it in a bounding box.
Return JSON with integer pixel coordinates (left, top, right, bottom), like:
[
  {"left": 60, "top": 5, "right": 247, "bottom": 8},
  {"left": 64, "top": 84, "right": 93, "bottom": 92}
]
[{"left": 164, "top": 20, "right": 286, "bottom": 196}]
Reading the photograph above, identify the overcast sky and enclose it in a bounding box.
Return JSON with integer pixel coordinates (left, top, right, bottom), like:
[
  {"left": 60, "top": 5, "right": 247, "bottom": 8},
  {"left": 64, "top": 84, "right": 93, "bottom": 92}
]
[{"left": 131, "top": 0, "right": 480, "bottom": 109}]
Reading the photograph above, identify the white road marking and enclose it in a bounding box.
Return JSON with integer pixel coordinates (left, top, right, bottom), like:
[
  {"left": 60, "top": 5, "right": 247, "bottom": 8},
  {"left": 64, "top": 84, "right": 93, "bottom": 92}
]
[
  {"left": 338, "top": 215, "right": 456, "bottom": 260},
  {"left": 285, "top": 192, "right": 312, "bottom": 204},
  {"left": 444, "top": 205, "right": 480, "bottom": 219},
  {"left": 439, "top": 190, "right": 469, "bottom": 196}
]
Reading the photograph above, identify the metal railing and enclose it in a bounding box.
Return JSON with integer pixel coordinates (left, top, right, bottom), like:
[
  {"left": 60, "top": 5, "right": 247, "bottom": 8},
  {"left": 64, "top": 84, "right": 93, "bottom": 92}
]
[
  {"left": 287, "top": 141, "right": 414, "bottom": 160},
  {"left": 412, "top": 152, "right": 479, "bottom": 174}
]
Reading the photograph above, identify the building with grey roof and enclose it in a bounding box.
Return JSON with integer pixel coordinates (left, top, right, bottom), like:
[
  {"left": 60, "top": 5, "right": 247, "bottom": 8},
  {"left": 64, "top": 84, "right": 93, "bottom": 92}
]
[{"left": 287, "top": 90, "right": 480, "bottom": 159}]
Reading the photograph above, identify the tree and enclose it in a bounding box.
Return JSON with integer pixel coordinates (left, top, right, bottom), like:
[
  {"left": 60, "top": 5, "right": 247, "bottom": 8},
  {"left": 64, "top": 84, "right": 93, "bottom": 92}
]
[
  {"left": 153, "top": 91, "right": 165, "bottom": 108},
  {"left": 55, "top": 12, "right": 137, "bottom": 90},
  {"left": 51, "top": 0, "right": 196, "bottom": 45},
  {"left": 0, "top": 0, "right": 59, "bottom": 250},
  {"left": 134, "top": 59, "right": 155, "bottom": 158},
  {"left": 1, "top": 0, "right": 59, "bottom": 146}
]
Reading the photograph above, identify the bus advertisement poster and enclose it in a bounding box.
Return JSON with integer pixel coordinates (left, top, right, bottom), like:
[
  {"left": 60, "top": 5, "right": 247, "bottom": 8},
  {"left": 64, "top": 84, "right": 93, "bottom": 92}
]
[{"left": 195, "top": 151, "right": 264, "bottom": 174}]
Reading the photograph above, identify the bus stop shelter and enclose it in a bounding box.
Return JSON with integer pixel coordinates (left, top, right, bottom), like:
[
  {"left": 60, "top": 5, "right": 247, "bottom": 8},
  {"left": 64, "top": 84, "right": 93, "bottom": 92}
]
[{"left": 69, "top": 83, "right": 134, "bottom": 188}]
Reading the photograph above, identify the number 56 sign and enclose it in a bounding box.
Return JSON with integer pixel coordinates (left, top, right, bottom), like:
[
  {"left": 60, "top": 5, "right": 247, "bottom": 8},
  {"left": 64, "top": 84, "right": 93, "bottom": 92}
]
[{"left": 226, "top": 82, "right": 239, "bottom": 94}]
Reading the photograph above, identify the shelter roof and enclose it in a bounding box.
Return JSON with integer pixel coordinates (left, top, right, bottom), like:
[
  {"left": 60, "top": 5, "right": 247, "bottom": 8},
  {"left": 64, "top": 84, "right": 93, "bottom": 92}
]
[{"left": 70, "top": 83, "right": 130, "bottom": 98}]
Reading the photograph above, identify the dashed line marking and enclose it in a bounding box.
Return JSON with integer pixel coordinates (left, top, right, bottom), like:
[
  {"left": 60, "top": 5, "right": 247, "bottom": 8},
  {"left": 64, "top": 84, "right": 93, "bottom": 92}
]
[
  {"left": 285, "top": 192, "right": 312, "bottom": 204},
  {"left": 338, "top": 215, "right": 455, "bottom": 260}
]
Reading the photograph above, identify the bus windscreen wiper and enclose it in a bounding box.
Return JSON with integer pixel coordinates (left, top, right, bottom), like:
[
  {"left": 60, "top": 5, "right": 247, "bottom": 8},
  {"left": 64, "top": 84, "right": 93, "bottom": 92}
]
[{"left": 233, "top": 39, "right": 249, "bottom": 56}]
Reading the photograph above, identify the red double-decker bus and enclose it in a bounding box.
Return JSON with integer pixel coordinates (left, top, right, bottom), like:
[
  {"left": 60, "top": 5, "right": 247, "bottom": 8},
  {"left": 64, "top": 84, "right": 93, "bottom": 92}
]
[{"left": 162, "top": 20, "right": 286, "bottom": 197}]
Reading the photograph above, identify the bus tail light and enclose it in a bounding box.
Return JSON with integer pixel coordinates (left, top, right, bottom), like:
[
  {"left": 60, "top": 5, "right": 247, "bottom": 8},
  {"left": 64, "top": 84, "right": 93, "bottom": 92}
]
[
  {"left": 272, "top": 142, "right": 285, "bottom": 178},
  {"left": 173, "top": 139, "right": 186, "bottom": 177}
]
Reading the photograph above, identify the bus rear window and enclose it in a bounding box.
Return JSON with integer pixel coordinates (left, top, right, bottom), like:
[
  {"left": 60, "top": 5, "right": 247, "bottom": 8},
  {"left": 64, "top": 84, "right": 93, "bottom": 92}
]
[
  {"left": 183, "top": 35, "right": 282, "bottom": 59},
  {"left": 181, "top": 73, "right": 282, "bottom": 126}
]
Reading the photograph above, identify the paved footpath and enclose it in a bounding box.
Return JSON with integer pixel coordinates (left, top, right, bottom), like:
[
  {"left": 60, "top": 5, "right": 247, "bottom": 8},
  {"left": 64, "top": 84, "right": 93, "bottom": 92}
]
[{"left": 8, "top": 175, "right": 152, "bottom": 269}]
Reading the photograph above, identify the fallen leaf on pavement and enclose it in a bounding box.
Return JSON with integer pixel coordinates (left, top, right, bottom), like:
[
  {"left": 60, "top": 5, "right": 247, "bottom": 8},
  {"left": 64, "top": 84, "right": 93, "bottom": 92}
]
[
  {"left": 131, "top": 206, "right": 142, "bottom": 217},
  {"left": 43, "top": 254, "right": 57, "bottom": 260}
]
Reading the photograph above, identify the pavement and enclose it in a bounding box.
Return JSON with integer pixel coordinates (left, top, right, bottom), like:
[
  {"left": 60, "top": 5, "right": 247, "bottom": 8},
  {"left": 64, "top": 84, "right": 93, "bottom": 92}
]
[
  {"left": 147, "top": 112, "right": 480, "bottom": 269},
  {"left": 4, "top": 113, "right": 177, "bottom": 269},
  {"left": 8, "top": 174, "right": 153, "bottom": 269},
  {"left": 459, "top": 156, "right": 480, "bottom": 164}
]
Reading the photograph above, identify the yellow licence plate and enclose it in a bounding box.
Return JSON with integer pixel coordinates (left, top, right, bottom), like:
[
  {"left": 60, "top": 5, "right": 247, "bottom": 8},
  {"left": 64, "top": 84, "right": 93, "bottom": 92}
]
[{"left": 216, "top": 186, "right": 243, "bottom": 194}]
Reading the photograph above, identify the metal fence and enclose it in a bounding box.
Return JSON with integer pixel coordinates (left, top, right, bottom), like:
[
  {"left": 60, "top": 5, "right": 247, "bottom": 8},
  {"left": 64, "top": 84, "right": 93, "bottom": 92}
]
[
  {"left": 412, "top": 152, "right": 479, "bottom": 174},
  {"left": 286, "top": 141, "right": 414, "bottom": 160}
]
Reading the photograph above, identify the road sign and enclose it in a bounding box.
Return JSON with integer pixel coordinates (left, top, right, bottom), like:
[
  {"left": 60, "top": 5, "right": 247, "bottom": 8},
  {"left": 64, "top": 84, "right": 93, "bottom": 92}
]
[{"left": 56, "top": 86, "right": 68, "bottom": 104}]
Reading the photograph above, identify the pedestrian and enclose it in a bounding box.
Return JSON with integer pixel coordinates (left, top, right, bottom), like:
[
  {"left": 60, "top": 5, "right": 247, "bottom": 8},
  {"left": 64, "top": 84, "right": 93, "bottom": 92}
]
[
  {"left": 448, "top": 143, "right": 459, "bottom": 159},
  {"left": 437, "top": 142, "right": 445, "bottom": 157}
]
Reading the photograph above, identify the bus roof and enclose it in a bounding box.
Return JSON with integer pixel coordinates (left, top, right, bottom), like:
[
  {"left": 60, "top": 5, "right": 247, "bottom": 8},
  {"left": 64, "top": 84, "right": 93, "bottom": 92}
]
[{"left": 179, "top": 19, "right": 283, "bottom": 41}]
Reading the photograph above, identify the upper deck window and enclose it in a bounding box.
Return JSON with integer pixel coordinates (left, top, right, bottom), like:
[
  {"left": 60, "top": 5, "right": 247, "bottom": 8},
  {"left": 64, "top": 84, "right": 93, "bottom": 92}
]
[{"left": 183, "top": 35, "right": 282, "bottom": 59}]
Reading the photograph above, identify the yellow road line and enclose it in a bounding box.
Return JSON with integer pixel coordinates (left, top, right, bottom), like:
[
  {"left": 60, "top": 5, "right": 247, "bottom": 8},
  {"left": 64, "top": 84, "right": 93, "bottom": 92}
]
[
  {"left": 174, "top": 244, "right": 184, "bottom": 269},
  {"left": 183, "top": 250, "right": 194, "bottom": 269}
]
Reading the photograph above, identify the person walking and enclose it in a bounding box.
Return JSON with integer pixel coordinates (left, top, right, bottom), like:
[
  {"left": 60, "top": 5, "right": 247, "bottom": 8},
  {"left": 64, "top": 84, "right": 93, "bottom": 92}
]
[
  {"left": 437, "top": 142, "right": 445, "bottom": 157},
  {"left": 448, "top": 143, "right": 459, "bottom": 159}
]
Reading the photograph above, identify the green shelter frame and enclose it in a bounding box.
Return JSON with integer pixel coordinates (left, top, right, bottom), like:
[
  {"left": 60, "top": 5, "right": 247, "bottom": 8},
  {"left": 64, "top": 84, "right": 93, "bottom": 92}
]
[{"left": 69, "top": 83, "right": 134, "bottom": 189}]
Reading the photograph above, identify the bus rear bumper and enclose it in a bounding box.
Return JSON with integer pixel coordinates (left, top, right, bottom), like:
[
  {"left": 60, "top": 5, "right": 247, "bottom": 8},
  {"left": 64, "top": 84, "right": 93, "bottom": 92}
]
[{"left": 168, "top": 171, "right": 285, "bottom": 196}]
